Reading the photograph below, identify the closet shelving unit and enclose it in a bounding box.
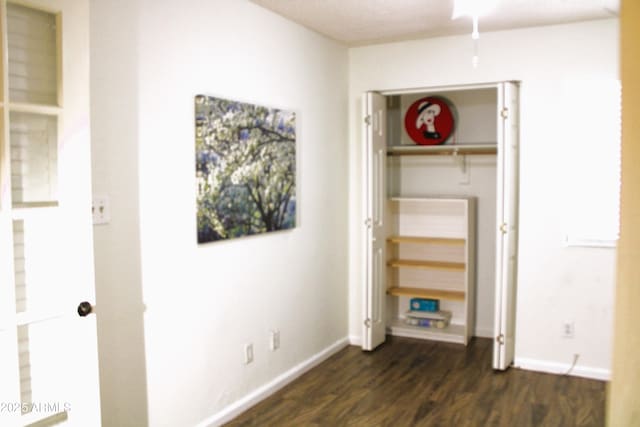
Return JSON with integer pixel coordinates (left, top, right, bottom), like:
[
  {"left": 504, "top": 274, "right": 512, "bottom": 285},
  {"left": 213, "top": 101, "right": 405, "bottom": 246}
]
[
  {"left": 385, "top": 196, "right": 476, "bottom": 345},
  {"left": 386, "top": 235, "right": 466, "bottom": 302}
]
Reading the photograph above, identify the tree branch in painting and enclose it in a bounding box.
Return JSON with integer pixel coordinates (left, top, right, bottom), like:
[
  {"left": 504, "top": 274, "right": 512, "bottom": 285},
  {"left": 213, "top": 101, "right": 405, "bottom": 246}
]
[{"left": 195, "top": 95, "right": 296, "bottom": 243}]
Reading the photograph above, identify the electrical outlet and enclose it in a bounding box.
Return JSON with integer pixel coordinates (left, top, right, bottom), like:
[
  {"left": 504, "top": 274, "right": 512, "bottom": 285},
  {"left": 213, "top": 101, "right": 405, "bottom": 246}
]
[
  {"left": 270, "top": 330, "right": 280, "bottom": 351},
  {"left": 563, "top": 321, "right": 575, "bottom": 338},
  {"left": 244, "top": 343, "right": 254, "bottom": 364}
]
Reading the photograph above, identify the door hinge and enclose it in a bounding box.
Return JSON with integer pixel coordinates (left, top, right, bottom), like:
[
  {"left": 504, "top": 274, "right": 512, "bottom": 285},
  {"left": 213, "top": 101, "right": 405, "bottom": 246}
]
[
  {"left": 499, "top": 223, "right": 508, "bottom": 234},
  {"left": 500, "top": 108, "right": 509, "bottom": 119},
  {"left": 496, "top": 334, "right": 505, "bottom": 345},
  {"left": 364, "top": 218, "right": 372, "bottom": 228},
  {"left": 364, "top": 318, "right": 372, "bottom": 328},
  {"left": 364, "top": 115, "right": 372, "bottom": 125}
]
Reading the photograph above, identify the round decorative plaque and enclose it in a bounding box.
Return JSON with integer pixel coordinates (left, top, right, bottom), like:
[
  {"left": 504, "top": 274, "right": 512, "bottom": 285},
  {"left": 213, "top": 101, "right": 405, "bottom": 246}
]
[{"left": 404, "top": 96, "right": 455, "bottom": 145}]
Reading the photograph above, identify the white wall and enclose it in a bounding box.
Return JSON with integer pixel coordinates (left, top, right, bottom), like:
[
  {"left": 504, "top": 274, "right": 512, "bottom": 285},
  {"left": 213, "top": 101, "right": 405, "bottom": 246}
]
[
  {"left": 348, "top": 19, "right": 619, "bottom": 378},
  {"left": 90, "top": 1, "right": 149, "bottom": 425},
  {"left": 91, "top": 1, "right": 349, "bottom": 426}
]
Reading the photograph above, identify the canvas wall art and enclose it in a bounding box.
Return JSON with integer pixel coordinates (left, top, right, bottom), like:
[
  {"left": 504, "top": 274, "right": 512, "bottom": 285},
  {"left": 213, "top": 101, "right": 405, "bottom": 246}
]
[{"left": 195, "top": 95, "right": 296, "bottom": 243}]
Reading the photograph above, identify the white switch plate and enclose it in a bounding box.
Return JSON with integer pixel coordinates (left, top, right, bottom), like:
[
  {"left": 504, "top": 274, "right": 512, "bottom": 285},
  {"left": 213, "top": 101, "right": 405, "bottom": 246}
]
[
  {"left": 270, "top": 330, "right": 280, "bottom": 351},
  {"left": 92, "top": 195, "right": 111, "bottom": 225},
  {"left": 563, "top": 321, "right": 575, "bottom": 338},
  {"left": 244, "top": 343, "right": 254, "bottom": 364}
]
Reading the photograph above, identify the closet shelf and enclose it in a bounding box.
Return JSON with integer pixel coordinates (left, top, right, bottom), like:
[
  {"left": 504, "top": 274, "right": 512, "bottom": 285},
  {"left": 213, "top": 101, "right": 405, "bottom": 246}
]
[
  {"left": 387, "top": 235, "right": 465, "bottom": 246},
  {"left": 387, "top": 320, "right": 466, "bottom": 344},
  {"left": 387, "top": 286, "right": 465, "bottom": 302},
  {"left": 387, "top": 144, "right": 497, "bottom": 156},
  {"left": 9, "top": 102, "right": 62, "bottom": 116},
  {"left": 387, "top": 259, "right": 465, "bottom": 272}
]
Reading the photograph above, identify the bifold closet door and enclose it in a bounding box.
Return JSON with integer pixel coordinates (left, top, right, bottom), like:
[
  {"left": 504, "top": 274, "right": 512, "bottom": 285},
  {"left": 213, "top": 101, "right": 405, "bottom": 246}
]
[
  {"left": 0, "top": 1, "right": 101, "bottom": 425},
  {"left": 493, "top": 82, "right": 520, "bottom": 370},
  {"left": 362, "top": 92, "right": 387, "bottom": 351}
]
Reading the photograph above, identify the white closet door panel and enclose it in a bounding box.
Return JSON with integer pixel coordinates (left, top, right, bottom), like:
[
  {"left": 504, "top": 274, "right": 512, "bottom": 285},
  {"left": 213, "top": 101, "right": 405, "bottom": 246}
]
[
  {"left": 493, "top": 82, "right": 519, "bottom": 370},
  {"left": 363, "top": 91, "right": 387, "bottom": 351}
]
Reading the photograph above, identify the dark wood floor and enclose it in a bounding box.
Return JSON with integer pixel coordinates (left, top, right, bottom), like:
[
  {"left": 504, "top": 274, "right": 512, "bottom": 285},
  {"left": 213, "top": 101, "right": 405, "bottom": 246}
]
[{"left": 226, "top": 336, "right": 605, "bottom": 426}]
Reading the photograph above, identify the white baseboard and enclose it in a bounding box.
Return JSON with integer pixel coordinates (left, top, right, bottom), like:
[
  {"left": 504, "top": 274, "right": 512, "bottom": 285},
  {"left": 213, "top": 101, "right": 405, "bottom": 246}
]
[
  {"left": 515, "top": 357, "right": 611, "bottom": 381},
  {"left": 351, "top": 332, "right": 495, "bottom": 344},
  {"left": 197, "top": 337, "right": 350, "bottom": 427},
  {"left": 349, "top": 335, "right": 361, "bottom": 346}
]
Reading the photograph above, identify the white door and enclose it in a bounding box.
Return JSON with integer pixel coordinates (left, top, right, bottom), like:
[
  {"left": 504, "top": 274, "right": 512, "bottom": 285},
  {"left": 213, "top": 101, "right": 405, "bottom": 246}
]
[
  {"left": 362, "top": 92, "right": 387, "bottom": 351},
  {"left": 0, "top": 1, "right": 101, "bottom": 425},
  {"left": 493, "top": 82, "right": 520, "bottom": 370}
]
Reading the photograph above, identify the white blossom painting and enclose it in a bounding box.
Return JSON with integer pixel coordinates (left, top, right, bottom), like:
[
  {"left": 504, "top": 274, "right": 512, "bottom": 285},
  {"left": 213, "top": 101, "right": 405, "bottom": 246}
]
[{"left": 195, "top": 95, "right": 296, "bottom": 243}]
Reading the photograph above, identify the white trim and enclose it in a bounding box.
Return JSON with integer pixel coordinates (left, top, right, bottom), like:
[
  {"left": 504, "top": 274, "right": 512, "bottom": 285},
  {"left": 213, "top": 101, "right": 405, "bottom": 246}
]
[
  {"left": 349, "top": 335, "right": 362, "bottom": 346},
  {"left": 565, "top": 235, "right": 618, "bottom": 248},
  {"left": 474, "top": 327, "right": 493, "bottom": 339},
  {"left": 379, "top": 81, "right": 505, "bottom": 96},
  {"left": 514, "top": 357, "right": 611, "bottom": 381},
  {"left": 196, "top": 337, "right": 350, "bottom": 427}
]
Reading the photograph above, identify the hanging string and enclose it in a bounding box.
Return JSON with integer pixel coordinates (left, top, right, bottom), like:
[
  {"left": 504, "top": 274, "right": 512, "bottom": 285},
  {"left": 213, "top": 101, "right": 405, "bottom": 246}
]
[
  {"left": 472, "top": 16, "right": 480, "bottom": 68},
  {"left": 472, "top": 16, "right": 479, "bottom": 40}
]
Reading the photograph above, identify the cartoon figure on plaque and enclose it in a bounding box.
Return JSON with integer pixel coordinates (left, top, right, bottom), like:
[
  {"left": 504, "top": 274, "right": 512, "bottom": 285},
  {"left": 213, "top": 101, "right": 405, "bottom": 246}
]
[
  {"left": 416, "top": 101, "right": 442, "bottom": 140},
  {"left": 404, "top": 96, "right": 455, "bottom": 146}
]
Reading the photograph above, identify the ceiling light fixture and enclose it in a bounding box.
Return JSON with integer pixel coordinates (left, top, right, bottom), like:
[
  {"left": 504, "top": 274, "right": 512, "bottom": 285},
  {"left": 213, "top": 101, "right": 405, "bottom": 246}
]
[{"left": 451, "top": 0, "right": 499, "bottom": 68}]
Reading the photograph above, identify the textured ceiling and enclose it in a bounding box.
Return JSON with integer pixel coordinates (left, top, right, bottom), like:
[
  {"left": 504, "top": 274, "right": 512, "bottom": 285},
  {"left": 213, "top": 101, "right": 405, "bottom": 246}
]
[{"left": 250, "top": 0, "right": 619, "bottom": 46}]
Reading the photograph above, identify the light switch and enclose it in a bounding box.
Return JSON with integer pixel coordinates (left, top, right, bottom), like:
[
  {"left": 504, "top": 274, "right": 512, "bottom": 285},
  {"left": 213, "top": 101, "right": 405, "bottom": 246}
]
[{"left": 92, "top": 195, "right": 111, "bottom": 225}]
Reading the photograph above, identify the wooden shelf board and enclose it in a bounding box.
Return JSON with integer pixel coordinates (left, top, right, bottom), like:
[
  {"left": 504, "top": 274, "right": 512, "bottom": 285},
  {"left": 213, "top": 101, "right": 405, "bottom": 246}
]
[
  {"left": 387, "top": 286, "right": 465, "bottom": 302},
  {"left": 387, "top": 259, "right": 465, "bottom": 272},
  {"left": 387, "top": 235, "right": 465, "bottom": 246},
  {"left": 387, "top": 144, "right": 497, "bottom": 157},
  {"left": 387, "top": 320, "right": 467, "bottom": 345}
]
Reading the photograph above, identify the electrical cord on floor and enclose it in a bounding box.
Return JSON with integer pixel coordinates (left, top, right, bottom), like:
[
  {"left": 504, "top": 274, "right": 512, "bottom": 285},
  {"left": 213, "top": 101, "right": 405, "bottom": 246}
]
[{"left": 563, "top": 353, "right": 579, "bottom": 376}]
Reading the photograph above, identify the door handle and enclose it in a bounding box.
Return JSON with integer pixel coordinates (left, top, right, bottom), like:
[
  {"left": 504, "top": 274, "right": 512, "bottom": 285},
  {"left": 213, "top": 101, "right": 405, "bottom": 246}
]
[{"left": 77, "top": 301, "right": 94, "bottom": 317}]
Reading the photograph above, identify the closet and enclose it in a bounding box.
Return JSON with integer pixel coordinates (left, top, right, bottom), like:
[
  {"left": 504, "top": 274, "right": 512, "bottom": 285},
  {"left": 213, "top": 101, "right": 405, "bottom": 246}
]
[{"left": 361, "top": 82, "right": 519, "bottom": 370}]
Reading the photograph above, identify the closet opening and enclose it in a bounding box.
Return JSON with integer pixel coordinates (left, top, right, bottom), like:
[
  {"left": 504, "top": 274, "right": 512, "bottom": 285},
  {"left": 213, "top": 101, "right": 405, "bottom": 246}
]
[{"left": 362, "top": 82, "right": 519, "bottom": 370}]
